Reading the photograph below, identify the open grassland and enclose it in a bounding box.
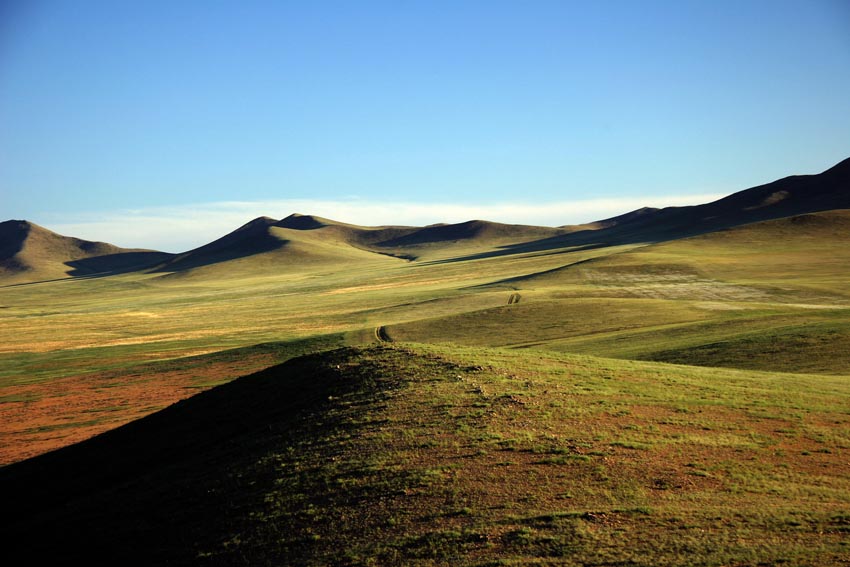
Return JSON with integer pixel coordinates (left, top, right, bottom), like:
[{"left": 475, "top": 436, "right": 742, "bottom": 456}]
[
  {"left": 2, "top": 212, "right": 850, "bottom": 464},
  {"left": 387, "top": 299, "right": 850, "bottom": 374},
  {"left": 3, "top": 344, "right": 848, "bottom": 565},
  {"left": 388, "top": 211, "right": 850, "bottom": 372},
  {"left": 0, "top": 235, "right": 634, "bottom": 463},
  {"left": 2, "top": 209, "right": 849, "bottom": 564}
]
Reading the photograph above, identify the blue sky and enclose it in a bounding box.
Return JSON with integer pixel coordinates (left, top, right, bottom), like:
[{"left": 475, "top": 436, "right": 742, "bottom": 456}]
[{"left": 1, "top": 0, "right": 849, "bottom": 251}]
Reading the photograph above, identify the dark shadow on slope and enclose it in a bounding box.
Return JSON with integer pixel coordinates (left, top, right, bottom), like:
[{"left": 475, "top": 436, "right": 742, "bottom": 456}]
[
  {"left": 467, "top": 257, "right": 600, "bottom": 289},
  {"left": 0, "top": 219, "right": 30, "bottom": 260},
  {"left": 275, "top": 212, "right": 331, "bottom": 230},
  {"left": 375, "top": 220, "right": 563, "bottom": 248},
  {"left": 153, "top": 217, "right": 285, "bottom": 272},
  {"left": 411, "top": 225, "right": 664, "bottom": 266},
  {"left": 0, "top": 348, "right": 368, "bottom": 566},
  {"left": 66, "top": 250, "right": 175, "bottom": 276}
]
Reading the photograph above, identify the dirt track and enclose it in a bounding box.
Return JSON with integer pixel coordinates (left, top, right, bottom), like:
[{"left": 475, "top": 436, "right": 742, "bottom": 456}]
[{"left": 375, "top": 326, "right": 392, "bottom": 343}]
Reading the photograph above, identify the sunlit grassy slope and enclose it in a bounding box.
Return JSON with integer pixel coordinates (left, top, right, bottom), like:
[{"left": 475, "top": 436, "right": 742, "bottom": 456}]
[
  {"left": 0, "top": 219, "right": 170, "bottom": 283},
  {"left": 3, "top": 344, "right": 848, "bottom": 566},
  {"left": 388, "top": 210, "right": 850, "bottom": 373}
]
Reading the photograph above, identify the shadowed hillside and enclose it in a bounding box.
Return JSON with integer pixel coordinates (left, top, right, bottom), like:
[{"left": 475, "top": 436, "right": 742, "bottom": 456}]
[
  {"left": 555, "top": 156, "right": 850, "bottom": 245},
  {"left": 153, "top": 215, "right": 571, "bottom": 273},
  {"left": 376, "top": 219, "right": 564, "bottom": 247},
  {"left": 0, "top": 220, "right": 171, "bottom": 285},
  {"left": 155, "top": 214, "right": 412, "bottom": 276},
  {"left": 2, "top": 344, "right": 848, "bottom": 565}
]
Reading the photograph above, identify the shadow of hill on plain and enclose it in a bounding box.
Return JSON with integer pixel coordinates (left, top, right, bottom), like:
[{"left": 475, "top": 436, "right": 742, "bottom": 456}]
[
  {"left": 0, "top": 348, "right": 371, "bottom": 566},
  {"left": 65, "top": 250, "right": 175, "bottom": 276}
]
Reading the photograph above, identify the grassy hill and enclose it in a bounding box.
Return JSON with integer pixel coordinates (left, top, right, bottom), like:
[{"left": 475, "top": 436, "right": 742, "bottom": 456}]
[
  {"left": 157, "top": 215, "right": 408, "bottom": 278},
  {"left": 2, "top": 344, "right": 848, "bottom": 565},
  {"left": 387, "top": 210, "right": 850, "bottom": 373},
  {"left": 0, "top": 220, "right": 171, "bottom": 284},
  {"left": 551, "top": 156, "right": 850, "bottom": 246}
]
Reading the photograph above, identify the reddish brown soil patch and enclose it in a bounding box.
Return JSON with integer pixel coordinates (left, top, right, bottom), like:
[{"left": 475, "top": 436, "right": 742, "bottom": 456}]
[{"left": 0, "top": 353, "right": 276, "bottom": 465}]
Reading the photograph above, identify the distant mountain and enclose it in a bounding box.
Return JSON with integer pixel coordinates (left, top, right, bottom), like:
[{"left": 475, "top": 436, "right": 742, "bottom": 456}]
[
  {"left": 375, "top": 219, "right": 563, "bottom": 248},
  {"left": 560, "top": 156, "right": 850, "bottom": 245},
  {"left": 0, "top": 220, "right": 171, "bottom": 285},
  {"left": 4, "top": 157, "right": 847, "bottom": 282},
  {"left": 154, "top": 214, "right": 569, "bottom": 274},
  {"left": 155, "top": 213, "right": 413, "bottom": 275}
]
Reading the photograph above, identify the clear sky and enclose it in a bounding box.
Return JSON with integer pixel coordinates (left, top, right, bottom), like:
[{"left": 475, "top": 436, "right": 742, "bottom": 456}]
[{"left": 1, "top": 0, "right": 849, "bottom": 251}]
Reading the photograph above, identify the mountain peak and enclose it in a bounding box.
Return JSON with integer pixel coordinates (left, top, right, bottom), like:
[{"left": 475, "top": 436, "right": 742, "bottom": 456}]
[
  {"left": 277, "top": 214, "right": 333, "bottom": 230},
  {"left": 234, "top": 216, "right": 278, "bottom": 233},
  {"left": 0, "top": 219, "right": 36, "bottom": 234}
]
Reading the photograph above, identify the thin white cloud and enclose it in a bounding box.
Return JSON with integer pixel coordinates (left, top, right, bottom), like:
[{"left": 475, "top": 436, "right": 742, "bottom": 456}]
[{"left": 39, "top": 193, "right": 728, "bottom": 253}]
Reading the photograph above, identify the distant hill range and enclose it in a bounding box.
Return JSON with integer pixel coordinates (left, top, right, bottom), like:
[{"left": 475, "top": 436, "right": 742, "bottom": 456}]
[
  {"left": 2, "top": 156, "right": 848, "bottom": 284},
  {"left": 559, "top": 156, "right": 850, "bottom": 245},
  {"left": 0, "top": 220, "right": 171, "bottom": 285}
]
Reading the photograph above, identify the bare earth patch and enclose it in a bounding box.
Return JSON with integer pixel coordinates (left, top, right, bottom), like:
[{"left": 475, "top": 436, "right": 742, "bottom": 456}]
[{"left": 0, "top": 352, "right": 276, "bottom": 465}]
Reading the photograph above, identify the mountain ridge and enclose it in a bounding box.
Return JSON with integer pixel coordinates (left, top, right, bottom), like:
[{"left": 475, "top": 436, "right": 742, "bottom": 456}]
[{"left": 3, "top": 157, "right": 848, "bottom": 283}]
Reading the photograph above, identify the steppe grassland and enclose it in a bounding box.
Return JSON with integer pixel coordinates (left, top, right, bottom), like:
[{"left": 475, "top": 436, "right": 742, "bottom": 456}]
[
  {"left": 3, "top": 212, "right": 850, "bottom": 467},
  {"left": 0, "top": 238, "right": 635, "bottom": 463},
  {"left": 388, "top": 214, "right": 850, "bottom": 372},
  {"left": 0, "top": 240, "right": 640, "bottom": 384}
]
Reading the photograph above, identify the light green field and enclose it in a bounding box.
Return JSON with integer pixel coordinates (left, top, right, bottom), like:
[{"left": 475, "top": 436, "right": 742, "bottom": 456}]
[
  {"left": 0, "top": 234, "right": 641, "bottom": 383},
  {"left": 2, "top": 211, "right": 849, "bottom": 386}
]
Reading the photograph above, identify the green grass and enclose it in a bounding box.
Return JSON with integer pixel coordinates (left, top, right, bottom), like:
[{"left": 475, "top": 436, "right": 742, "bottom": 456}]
[
  {"left": 2, "top": 209, "right": 849, "bottom": 563},
  {"left": 4, "top": 211, "right": 848, "bottom": 386},
  {"left": 3, "top": 344, "right": 848, "bottom": 565}
]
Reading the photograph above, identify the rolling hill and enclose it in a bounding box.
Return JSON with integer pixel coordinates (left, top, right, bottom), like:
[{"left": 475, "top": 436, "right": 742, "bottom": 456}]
[
  {"left": 556, "top": 156, "right": 850, "bottom": 246},
  {"left": 3, "top": 344, "right": 848, "bottom": 566},
  {"left": 0, "top": 220, "right": 172, "bottom": 285},
  {"left": 155, "top": 214, "right": 414, "bottom": 278},
  {"left": 3, "top": 156, "right": 847, "bottom": 284},
  {"left": 387, "top": 209, "right": 850, "bottom": 373},
  {"left": 153, "top": 214, "right": 571, "bottom": 275}
]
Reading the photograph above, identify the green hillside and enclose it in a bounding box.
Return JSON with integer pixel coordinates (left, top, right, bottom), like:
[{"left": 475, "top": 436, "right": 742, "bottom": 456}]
[
  {"left": 3, "top": 344, "right": 848, "bottom": 565},
  {"left": 387, "top": 210, "right": 850, "bottom": 373},
  {"left": 0, "top": 220, "right": 170, "bottom": 284}
]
